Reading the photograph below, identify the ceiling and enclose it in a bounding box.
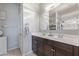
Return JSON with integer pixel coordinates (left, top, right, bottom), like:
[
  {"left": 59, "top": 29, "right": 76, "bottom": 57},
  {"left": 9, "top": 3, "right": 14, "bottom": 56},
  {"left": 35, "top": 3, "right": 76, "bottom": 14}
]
[{"left": 49, "top": 3, "right": 79, "bottom": 15}]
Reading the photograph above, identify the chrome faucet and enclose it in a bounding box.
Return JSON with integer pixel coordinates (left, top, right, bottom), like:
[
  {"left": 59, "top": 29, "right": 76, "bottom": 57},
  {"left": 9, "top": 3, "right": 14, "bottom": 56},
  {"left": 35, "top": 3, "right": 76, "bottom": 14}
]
[
  {"left": 47, "top": 25, "right": 53, "bottom": 36},
  {"left": 58, "top": 23, "right": 63, "bottom": 38}
]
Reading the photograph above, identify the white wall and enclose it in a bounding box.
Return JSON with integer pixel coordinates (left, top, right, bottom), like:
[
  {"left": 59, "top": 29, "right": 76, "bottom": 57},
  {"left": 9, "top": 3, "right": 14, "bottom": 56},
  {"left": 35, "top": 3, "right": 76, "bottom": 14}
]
[
  {"left": 23, "top": 3, "right": 39, "bottom": 32},
  {"left": 39, "top": 4, "right": 50, "bottom": 31},
  {"left": 4, "top": 4, "right": 21, "bottom": 50},
  {"left": 39, "top": 12, "right": 49, "bottom": 31},
  {"left": 22, "top": 3, "right": 40, "bottom": 55}
]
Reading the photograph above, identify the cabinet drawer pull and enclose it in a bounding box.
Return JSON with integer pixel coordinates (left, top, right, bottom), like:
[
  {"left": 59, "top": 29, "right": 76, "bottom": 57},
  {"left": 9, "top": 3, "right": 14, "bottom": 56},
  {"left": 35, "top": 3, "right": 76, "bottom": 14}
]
[{"left": 51, "top": 49, "right": 55, "bottom": 52}]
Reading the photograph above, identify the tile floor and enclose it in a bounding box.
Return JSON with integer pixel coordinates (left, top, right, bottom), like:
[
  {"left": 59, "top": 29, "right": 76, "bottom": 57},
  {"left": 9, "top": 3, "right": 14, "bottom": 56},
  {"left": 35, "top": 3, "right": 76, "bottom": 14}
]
[{"left": 1, "top": 48, "right": 36, "bottom": 56}]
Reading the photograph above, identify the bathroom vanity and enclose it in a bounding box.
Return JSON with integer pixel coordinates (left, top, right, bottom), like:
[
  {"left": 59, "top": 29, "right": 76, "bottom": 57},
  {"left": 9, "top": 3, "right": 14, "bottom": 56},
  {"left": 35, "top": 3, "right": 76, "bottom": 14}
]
[
  {"left": 32, "top": 4, "right": 79, "bottom": 56},
  {"left": 32, "top": 33, "right": 79, "bottom": 56}
]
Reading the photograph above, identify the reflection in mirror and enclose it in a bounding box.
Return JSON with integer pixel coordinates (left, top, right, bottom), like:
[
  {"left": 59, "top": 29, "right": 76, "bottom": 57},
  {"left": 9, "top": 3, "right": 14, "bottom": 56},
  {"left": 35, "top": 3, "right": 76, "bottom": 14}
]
[
  {"left": 49, "top": 12, "right": 56, "bottom": 30},
  {"left": 49, "top": 3, "right": 79, "bottom": 35},
  {"left": 57, "top": 3, "right": 79, "bottom": 35},
  {"left": 59, "top": 4, "right": 79, "bottom": 30}
]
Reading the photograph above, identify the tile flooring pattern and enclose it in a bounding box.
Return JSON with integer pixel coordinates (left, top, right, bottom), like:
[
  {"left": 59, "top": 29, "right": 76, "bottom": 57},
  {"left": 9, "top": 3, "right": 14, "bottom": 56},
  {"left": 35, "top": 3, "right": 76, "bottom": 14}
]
[{"left": 1, "top": 48, "right": 36, "bottom": 56}]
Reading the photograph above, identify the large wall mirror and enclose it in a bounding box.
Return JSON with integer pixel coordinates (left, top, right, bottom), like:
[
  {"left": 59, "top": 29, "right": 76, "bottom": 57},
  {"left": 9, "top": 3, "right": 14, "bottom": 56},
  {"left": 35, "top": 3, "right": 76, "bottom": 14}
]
[{"left": 49, "top": 3, "right": 79, "bottom": 35}]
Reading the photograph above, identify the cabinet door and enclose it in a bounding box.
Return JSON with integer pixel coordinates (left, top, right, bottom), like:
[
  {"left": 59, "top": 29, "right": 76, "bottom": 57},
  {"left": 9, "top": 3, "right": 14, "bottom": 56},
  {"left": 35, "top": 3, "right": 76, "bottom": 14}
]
[
  {"left": 55, "top": 47, "right": 67, "bottom": 56},
  {"left": 47, "top": 39, "right": 73, "bottom": 56},
  {"left": 32, "top": 36, "right": 38, "bottom": 54},
  {"left": 55, "top": 47, "right": 73, "bottom": 56},
  {"left": 44, "top": 44, "right": 55, "bottom": 56},
  {"left": 37, "top": 37, "right": 44, "bottom": 56}
]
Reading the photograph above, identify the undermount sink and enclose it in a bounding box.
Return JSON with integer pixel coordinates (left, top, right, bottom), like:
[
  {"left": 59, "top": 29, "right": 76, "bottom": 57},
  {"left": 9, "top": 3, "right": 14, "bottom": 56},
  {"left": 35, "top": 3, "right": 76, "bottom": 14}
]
[
  {"left": 48, "top": 34, "right": 53, "bottom": 36},
  {"left": 42, "top": 33, "right": 64, "bottom": 39},
  {"left": 42, "top": 33, "right": 59, "bottom": 38}
]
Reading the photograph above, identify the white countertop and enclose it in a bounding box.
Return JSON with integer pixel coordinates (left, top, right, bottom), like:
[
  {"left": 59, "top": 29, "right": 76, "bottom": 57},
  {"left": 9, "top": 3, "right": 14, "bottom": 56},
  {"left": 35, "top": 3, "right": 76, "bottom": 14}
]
[{"left": 32, "top": 32, "right": 79, "bottom": 47}]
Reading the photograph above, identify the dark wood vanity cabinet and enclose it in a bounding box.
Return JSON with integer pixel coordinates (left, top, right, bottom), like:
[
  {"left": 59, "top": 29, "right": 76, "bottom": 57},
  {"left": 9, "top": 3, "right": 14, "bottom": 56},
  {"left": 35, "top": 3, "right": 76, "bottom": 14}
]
[
  {"left": 32, "top": 36, "right": 79, "bottom": 56},
  {"left": 44, "top": 44, "right": 55, "bottom": 56},
  {"left": 37, "top": 37, "right": 44, "bottom": 56},
  {"left": 32, "top": 36, "right": 44, "bottom": 56},
  {"left": 32, "top": 36, "right": 38, "bottom": 54},
  {"left": 47, "top": 39, "right": 73, "bottom": 56}
]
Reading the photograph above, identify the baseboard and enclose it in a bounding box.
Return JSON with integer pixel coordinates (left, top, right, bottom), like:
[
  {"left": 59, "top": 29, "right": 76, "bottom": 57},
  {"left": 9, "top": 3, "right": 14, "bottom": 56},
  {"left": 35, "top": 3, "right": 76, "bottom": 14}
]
[
  {"left": 8, "top": 47, "right": 19, "bottom": 51},
  {"left": 22, "top": 50, "right": 33, "bottom": 56}
]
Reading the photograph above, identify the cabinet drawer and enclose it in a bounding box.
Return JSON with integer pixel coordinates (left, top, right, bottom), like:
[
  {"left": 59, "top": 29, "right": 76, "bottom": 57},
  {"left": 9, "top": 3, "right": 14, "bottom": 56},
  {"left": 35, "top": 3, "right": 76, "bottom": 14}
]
[
  {"left": 32, "top": 36, "right": 38, "bottom": 40},
  {"left": 44, "top": 44, "right": 55, "bottom": 56},
  {"left": 33, "top": 39, "right": 37, "bottom": 44},
  {"left": 47, "top": 40, "right": 73, "bottom": 52},
  {"left": 55, "top": 47, "right": 72, "bottom": 56}
]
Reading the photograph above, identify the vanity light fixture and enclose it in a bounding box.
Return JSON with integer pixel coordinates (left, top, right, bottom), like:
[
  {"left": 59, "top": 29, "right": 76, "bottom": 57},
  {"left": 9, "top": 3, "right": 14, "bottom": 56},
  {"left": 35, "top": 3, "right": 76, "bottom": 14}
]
[{"left": 45, "top": 3, "right": 61, "bottom": 11}]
